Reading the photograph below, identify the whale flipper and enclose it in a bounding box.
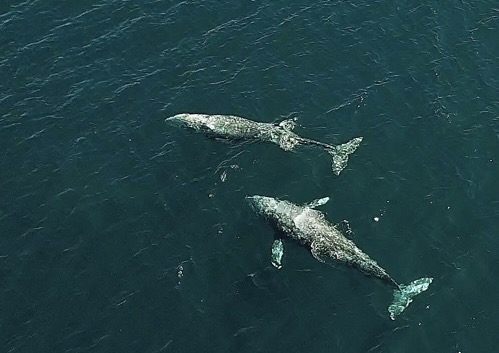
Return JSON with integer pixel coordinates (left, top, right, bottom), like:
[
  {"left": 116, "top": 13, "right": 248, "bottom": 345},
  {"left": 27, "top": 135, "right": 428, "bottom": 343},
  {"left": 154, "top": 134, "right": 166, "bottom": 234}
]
[
  {"left": 271, "top": 239, "right": 284, "bottom": 269},
  {"left": 329, "top": 137, "right": 363, "bottom": 175},
  {"left": 388, "top": 277, "right": 433, "bottom": 320},
  {"left": 307, "top": 197, "right": 329, "bottom": 209}
]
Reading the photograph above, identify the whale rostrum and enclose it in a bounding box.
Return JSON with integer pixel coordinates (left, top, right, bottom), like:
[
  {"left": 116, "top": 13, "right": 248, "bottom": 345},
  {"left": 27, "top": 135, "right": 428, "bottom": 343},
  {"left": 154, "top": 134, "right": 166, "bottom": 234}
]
[
  {"left": 166, "top": 113, "right": 363, "bottom": 175},
  {"left": 246, "top": 195, "right": 433, "bottom": 320}
]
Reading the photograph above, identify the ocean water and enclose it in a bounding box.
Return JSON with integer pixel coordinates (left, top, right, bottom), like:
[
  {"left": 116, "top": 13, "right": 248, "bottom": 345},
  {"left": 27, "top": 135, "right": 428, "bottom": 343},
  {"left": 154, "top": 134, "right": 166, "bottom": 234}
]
[{"left": 1, "top": 1, "right": 498, "bottom": 352}]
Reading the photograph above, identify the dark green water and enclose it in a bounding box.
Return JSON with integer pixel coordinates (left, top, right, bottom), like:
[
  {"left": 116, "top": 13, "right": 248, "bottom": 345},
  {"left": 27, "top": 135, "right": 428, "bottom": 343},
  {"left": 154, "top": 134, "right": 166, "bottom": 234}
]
[{"left": 1, "top": 1, "right": 498, "bottom": 352}]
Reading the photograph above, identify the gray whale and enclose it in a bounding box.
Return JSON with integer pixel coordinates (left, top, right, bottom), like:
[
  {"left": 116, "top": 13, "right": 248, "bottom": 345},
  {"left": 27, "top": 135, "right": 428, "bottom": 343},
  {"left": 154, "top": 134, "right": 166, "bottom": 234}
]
[
  {"left": 166, "top": 113, "right": 363, "bottom": 175},
  {"left": 246, "top": 194, "right": 433, "bottom": 320}
]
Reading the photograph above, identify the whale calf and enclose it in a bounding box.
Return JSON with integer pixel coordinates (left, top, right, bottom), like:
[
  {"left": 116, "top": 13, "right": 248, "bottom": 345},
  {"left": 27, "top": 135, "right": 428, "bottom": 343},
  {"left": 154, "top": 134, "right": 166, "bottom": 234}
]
[
  {"left": 166, "top": 113, "right": 363, "bottom": 175},
  {"left": 246, "top": 195, "right": 433, "bottom": 320}
]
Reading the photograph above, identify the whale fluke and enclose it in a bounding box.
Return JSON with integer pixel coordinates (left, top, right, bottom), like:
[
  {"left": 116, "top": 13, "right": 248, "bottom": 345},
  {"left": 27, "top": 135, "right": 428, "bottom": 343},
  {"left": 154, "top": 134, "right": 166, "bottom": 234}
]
[
  {"left": 389, "top": 277, "right": 433, "bottom": 320},
  {"left": 328, "top": 137, "right": 363, "bottom": 175}
]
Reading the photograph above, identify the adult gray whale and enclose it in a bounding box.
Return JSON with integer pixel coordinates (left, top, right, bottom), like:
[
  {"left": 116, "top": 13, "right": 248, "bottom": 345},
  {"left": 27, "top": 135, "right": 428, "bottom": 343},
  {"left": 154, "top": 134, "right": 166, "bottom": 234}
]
[
  {"left": 166, "top": 113, "right": 363, "bottom": 175},
  {"left": 246, "top": 195, "right": 433, "bottom": 320}
]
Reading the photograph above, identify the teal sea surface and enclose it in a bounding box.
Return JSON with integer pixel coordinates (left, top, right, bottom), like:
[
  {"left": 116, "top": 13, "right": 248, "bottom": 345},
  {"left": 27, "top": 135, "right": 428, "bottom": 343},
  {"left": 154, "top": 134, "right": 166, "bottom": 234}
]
[{"left": 1, "top": 1, "right": 498, "bottom": 352}]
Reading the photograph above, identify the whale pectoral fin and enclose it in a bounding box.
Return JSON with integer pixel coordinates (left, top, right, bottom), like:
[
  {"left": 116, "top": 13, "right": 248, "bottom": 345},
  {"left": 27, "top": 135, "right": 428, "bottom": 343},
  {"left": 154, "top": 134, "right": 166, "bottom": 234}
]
[
  {"left": 307, "top": 197, "right": 330, "bottom": 209},
  {"left": 271, "top": 239, "right": 284, "bottom": 269},
  {"left": 278, "top": 118, "right": 298, "bottom": 131}
]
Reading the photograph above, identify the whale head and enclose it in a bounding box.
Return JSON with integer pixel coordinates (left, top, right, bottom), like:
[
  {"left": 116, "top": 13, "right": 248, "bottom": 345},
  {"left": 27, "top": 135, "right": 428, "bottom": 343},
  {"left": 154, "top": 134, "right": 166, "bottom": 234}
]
[
  {"left": 165, "top": 113, "right": 210, "bottom": 130},
  {"left": 246, "top": 195, "right": 302, "bottom": 223},
  {"left": 246, "top": 195, "right": 280, "bottom": 216}
]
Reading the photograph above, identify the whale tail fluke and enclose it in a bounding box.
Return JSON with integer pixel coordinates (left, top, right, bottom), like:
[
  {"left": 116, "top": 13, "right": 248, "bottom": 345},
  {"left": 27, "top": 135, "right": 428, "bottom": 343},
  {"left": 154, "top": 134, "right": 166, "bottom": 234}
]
[
  {"left": 328, "top": 137, "right": 363, "bottom": 175},
  {"left": 388, "top": 277, "right": 433, "bottom": 320}
]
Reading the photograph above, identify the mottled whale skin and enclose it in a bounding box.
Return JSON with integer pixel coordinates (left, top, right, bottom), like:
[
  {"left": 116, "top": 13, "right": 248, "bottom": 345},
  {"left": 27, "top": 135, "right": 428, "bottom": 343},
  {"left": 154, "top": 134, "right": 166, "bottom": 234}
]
[
  {"left": 246, "top": 195, "right": 433, "bottom": 320},
  {"left": 166, "top": 113, "right": 363, "bottom": 175}
]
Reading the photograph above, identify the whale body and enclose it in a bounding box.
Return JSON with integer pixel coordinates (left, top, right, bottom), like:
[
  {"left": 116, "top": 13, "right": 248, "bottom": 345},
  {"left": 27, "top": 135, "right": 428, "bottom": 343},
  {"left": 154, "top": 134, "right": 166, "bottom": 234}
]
[
  {"left": 166, "top": 113, "right": 363, "bottom": 175},
  {"left": 246, "top": 194, "right": 433, "bottom": 320}
]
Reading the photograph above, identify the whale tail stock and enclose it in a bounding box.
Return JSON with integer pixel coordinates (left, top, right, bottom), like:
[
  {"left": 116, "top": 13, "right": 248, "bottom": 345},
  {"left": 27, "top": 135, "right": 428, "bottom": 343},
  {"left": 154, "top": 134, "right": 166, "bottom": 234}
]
[
  {"left": 327, "top": 137, "right": 363, "bottom": 175},
  {"left": 388, "top": 277, "right": 433, "bottom": 320}
]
